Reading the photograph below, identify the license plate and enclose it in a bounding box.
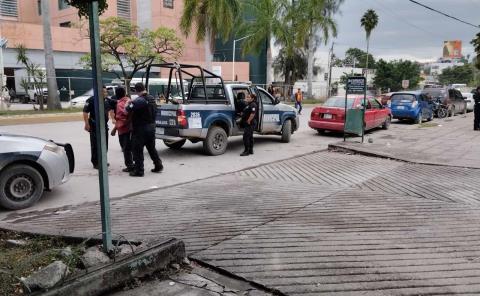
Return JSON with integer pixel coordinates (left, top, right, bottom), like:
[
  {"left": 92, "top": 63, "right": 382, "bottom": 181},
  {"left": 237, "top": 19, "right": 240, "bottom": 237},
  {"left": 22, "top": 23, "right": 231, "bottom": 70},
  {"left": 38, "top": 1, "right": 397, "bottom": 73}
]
[
  {"left": 156, "top": 127, "right": 164, "bottom": 135},
  {"left": 396, "top": 106, "right": 405, "bottom": 110},
  {"left": 323, "top": 113, "right": 332, "bottom": 119}
]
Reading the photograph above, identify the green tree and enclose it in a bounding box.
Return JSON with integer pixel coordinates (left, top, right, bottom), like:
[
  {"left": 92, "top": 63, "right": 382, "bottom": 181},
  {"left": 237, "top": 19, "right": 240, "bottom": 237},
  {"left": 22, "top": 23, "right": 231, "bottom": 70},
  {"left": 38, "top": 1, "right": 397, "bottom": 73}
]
[
  {"left": 296, "top": 0, "right": 342, "bottom": 98},
  {"left": 238, "top": 0, "right": 292, "bottom": 84},
  {"left": 65, "top": 0, "right": 108, "bottom": 17},
  {"left": 374, "top": 59, "right": 421, "bottom": 92},
  {"left": 344, "top": 48, "right": 375, "bottom": 69},
  {"left": 180, "top": 0, "right": 240, "bottom": 70},
  {"left": 273, "top": 48, "right": 308, "bottom": 85},
  {"left": 15, "top": 45, "right": 47, "bottom": 110},
  {"left": 79, "top": 17, "right": 184, "bottom": 91},
  {"left": 438, "top": 64, "right": 474, "bottom": 86},
  {"left": 472, "top": 32, "right": 480, "bottom": 70},
  {"left": 360, "top": 9, "right": 378, "bottom": 73}
]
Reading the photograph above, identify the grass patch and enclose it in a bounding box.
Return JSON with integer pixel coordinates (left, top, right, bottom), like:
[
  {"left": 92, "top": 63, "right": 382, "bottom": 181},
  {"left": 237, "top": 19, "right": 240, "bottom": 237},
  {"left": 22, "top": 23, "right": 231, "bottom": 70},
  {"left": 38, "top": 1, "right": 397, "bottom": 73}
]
[
  {"left": 418, "top": 122, "right": 439, "bottom": 128},
  {"left": 0, "top": 107, "right": 82, "bottom": 117},
  {"left": 0, "top": 230, "right": 84, "bottom": 295},
  {"left": 285, "top": 98, "right": 326, "bottom": 105}
]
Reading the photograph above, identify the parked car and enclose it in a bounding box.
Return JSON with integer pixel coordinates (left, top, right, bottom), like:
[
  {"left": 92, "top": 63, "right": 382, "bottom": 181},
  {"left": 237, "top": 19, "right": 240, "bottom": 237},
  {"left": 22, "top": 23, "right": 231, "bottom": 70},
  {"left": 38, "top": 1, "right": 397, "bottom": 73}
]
[
  {"left": 380, "top": 92, "right": 395, "bottom": 106},
  {"left": 462, "top": 92, "right": 475, "bottom": 112},
  {"left": 70, "top": 85, "right": 117, "bottom": 108},
  {"left": 390, "top": 91, "right": 434, "bottom": 123},
  {"left": 151, "top": 63, "right": 299, "bottom": 156},
  {"left": 308, "top": 95, "right": 391, "bottom": 133},
  {"left": 421, "top": 88, "right": 467, "bottom": 116},
  {"left": 0, "top": 134, "right": 74, "bottom": 210}
]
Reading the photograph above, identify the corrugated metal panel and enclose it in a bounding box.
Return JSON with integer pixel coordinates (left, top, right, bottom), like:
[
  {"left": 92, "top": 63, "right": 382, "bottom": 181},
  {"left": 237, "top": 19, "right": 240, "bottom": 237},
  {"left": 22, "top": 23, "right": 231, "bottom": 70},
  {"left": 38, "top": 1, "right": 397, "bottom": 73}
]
[
  {"left": 0, "top": 0, "right": 18, "bottom": 17},
  {"left": 117, "top": 0, "right": 131, "bottom": 19}
]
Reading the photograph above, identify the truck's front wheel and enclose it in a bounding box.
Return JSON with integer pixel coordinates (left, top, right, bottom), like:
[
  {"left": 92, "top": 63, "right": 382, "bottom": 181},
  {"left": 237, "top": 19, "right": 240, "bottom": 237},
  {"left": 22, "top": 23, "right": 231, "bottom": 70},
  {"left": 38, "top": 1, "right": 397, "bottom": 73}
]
[
  {"left": 281, "top": 120, "right": 292, "bottom": 143},
  {"left": 203, "top": 126, "right": 228, "bottom": 156}
]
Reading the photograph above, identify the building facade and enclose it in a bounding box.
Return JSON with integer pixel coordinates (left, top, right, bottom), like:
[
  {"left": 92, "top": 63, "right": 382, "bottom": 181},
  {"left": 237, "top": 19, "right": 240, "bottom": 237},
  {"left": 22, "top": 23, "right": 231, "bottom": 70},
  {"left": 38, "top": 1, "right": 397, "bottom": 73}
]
[{"left": 0, "top": 0, "right": 248, "bottom": 95}]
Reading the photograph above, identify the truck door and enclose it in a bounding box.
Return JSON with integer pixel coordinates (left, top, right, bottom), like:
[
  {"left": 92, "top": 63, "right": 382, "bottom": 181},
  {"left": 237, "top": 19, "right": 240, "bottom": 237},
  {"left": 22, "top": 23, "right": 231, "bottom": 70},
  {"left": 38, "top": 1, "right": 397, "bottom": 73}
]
[
  {"left": 252, "top": 87, "right": 264, "bottom": 133},
  {"left": 257, "top": 88, "right": 280, "bottom": 133}
]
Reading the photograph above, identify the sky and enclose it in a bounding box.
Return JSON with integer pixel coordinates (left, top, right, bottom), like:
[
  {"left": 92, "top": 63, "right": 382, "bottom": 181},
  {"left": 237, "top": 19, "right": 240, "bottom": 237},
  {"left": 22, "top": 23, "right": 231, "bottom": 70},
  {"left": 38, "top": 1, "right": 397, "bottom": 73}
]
[{"left": 314, "top": 0, "right": 479, "bottom": 66}]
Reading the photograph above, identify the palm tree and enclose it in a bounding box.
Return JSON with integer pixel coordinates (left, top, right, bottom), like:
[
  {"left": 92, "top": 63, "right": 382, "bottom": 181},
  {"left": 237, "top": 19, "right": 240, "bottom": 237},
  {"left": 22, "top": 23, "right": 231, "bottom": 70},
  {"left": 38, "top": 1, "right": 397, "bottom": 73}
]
[
  {"left": 239, "top": 0, "right": 294, "bottom": 84},
  {"left": 472, "top": 32, "right": 480, "bottom": 70},
  {"left": 360, "top": 9, "right": 379, "bottom": 76},
  {"left": 180, "top": 0, "right": 240, "bottom": 71},
  {"left": 296, "top": 0, "right": 343, "bottom": 98},
  {"left": 41, "top": 0, "right": 61, "bottom": 110}
]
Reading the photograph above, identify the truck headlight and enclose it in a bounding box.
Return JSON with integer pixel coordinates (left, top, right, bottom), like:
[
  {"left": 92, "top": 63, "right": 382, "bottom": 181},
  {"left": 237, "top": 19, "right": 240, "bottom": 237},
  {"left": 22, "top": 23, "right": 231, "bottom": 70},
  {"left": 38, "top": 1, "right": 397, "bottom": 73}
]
[{"left": 44, "top": 143, "right": 62, "bottom": 154}]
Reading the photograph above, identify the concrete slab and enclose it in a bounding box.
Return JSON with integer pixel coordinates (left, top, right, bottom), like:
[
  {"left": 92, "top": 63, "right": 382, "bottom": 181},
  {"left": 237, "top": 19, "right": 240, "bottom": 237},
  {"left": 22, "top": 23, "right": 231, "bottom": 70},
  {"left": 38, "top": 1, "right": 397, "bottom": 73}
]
[{"left": 329, "top": 113, "right": 480, "bottom": 168}]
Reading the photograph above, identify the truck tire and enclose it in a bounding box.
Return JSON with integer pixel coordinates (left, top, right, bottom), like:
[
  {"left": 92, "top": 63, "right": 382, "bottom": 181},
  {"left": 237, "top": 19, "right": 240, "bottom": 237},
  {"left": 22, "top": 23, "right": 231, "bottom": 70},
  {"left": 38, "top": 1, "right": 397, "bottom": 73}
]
[
  {"left": 163, "top": 139, "right": 186, "bottom": 150},
  {"left": 281, "top": 120, "right": 292, "bottom": 143},
  {"left": 203, "top": 126, "right": 228, "bottom": 156},
  {"left": 0, "top": 164, "right": 44, "bottom": 210}
]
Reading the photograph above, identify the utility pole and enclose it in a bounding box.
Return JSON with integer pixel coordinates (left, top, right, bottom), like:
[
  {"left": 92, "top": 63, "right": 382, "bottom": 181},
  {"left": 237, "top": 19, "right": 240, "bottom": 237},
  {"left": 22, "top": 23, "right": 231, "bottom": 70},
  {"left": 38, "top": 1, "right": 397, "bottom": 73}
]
[{"left": 327, "top": 42, "right": 335, "bottom": 98}]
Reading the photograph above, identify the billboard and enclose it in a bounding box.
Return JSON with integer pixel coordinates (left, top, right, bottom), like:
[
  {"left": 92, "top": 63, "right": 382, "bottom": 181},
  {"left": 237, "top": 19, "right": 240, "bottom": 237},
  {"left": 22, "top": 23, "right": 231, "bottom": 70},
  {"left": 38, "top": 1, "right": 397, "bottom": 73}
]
[{"left": 443, "top": 41, "right": 462, "bottom": 59}]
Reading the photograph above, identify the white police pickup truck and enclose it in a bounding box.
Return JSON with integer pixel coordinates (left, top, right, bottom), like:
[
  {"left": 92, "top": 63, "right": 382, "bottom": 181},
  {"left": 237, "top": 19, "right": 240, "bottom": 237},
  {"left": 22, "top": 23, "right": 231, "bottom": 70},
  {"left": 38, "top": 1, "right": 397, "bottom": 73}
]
[{"left": 148, "top": 64, "right": 299, "bottom": 156}]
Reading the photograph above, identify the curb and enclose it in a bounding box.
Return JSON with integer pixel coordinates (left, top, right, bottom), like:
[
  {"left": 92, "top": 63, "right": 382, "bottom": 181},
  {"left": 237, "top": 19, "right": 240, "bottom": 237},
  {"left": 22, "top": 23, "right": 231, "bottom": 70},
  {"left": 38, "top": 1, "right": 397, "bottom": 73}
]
[
  {"left": 38, "top": 238, "right": 185, "bottom": 296},
  {"left": 328, "top": 143, "right": 480, "bottom": 170}
]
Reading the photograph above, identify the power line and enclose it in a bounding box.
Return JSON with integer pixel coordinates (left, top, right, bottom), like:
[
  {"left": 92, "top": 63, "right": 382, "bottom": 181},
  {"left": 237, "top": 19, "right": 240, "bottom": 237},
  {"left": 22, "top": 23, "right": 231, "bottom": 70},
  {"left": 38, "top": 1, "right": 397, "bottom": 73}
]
[{"left": 408, "top": 0, "right": 480, "bottom": 29}]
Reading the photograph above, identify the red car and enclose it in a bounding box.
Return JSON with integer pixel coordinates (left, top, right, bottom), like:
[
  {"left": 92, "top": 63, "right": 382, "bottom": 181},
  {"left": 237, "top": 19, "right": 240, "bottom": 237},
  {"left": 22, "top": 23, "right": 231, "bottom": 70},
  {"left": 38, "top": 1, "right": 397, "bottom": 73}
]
[{"left": 309, "top": 95, "right": 392, "bottom": 133}]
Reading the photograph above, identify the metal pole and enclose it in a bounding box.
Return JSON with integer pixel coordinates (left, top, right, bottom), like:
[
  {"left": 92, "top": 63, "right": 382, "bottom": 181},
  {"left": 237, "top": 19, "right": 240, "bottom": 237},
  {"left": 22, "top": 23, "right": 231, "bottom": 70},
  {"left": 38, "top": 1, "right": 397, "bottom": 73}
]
[
  {"left": 362, "top": 81, "right": 366, "bottom": 144},
  {"left": 232, "top": 40, "right": 236, "bottom": 81},
  {"left": 68, "top": 77, "right": 72, "bottom": 106},
  {"left": 88, "top": 1, "right": 112, "bottom": 253},
  {"left": 0, "top": 38, "right": 5, "bottom": 101}
]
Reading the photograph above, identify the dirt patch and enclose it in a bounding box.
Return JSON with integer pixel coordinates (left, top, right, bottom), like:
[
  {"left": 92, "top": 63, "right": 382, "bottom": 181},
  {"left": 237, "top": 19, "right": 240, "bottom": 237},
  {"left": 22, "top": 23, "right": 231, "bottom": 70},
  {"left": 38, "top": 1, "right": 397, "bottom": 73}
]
[{"left": 0, "top": 230, "right": 83, "bottom": 295}]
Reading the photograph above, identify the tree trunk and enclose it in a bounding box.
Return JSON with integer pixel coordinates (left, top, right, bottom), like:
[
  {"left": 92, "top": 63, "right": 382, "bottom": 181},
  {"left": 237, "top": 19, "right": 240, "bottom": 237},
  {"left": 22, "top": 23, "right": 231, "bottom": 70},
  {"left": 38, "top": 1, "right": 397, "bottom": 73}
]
[
  {"left": 307, "top": 29, "right": 315, "bottom": 99},
  {"left": 266, "top": 39, "right": 273, "bottom": 85},
  {"left": 41, "top": 0, "right": 61, "bottom": 110},
  {"left": 204, "top": 28, "right": 213, "bottom": 71},
  {"left": 365, "top": 36, "right": 370, "bottom": 82}
]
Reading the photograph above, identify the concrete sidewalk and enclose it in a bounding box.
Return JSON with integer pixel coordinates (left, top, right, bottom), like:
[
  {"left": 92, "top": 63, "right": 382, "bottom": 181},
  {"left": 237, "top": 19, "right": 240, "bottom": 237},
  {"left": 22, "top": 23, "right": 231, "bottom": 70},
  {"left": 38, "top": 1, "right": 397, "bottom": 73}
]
[
  {"left": 329, "top": 113, "right": 480, "bottom": 168},
  {"left": 2, "top": 151, "right": 480, "bottom": 295}
]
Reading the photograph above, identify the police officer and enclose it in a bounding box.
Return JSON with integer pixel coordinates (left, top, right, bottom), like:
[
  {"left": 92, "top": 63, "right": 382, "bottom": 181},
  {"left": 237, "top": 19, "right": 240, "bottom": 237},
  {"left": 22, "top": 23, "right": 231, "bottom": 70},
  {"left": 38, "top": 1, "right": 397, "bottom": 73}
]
[
  {"left": 126, "top": 82, "right": 163, "bottom": 177},
  {"left": 83, "top": 85, "right": 115, "bottom": 169},
  {"left": 474, "top": 86, "right": 480, "bottom": 131},
  {"left": 240, "top": 93, "right": 258, "bottom": 156}
]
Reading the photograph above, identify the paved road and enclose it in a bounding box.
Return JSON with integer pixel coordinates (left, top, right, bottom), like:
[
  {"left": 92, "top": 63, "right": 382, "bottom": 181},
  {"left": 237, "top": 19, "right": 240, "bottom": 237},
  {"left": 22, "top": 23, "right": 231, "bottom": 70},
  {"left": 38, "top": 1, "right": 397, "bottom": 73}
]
[
  {"left": 2, "top": 150, "right": 480, "bottom": 295},
  {"left": 0, "top": 106, "right": 337, "bottom": 218}
]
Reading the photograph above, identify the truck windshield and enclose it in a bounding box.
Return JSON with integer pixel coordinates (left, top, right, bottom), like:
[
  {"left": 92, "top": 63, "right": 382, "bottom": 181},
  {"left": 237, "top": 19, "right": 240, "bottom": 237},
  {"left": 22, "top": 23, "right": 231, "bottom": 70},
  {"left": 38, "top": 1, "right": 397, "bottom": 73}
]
[{"left": 188, "top": 85, "right": 227, "bottom": 103}]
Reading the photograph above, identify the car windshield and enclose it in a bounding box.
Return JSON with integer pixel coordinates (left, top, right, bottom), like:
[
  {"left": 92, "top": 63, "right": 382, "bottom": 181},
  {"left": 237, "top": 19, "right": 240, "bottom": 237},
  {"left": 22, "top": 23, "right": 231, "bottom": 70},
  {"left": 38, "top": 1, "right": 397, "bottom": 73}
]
[
  {"left": 391, "top": 94, "right": 416, "bottom": 103},
  {"left": 323, "top": 97, "right": 355, "bottom": 108}
]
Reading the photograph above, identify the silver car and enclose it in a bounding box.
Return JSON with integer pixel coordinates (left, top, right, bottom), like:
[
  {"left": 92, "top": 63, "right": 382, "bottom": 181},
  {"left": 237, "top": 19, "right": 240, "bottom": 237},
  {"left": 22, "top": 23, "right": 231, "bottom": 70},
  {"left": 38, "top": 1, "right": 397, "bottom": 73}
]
[{"left": 0, "top": 134, "right": 74, "bottom": 210}]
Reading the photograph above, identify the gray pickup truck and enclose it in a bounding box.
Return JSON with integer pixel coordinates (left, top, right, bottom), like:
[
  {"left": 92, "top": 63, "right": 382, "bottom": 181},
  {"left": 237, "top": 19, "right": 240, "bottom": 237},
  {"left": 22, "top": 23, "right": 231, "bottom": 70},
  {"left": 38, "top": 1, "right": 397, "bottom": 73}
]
[{"left": 147, "top": 64, "right": 299, "bottom": 156}]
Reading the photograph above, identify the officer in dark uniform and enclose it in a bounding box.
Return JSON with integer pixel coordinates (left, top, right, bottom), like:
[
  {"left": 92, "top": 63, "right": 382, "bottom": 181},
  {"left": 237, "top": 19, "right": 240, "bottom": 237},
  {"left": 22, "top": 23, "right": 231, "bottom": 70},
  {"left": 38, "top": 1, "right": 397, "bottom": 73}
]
[
  {"left": 82, "top": 85, "right": 115, "bottom": 169},
  {"left": 126, "top": 82, "right": 163, "bottom": 177},
  {"left": 240, "top": 93, "right": 258, "bottom": 156},
  {"left": 474, "top": 86, "right": 480, "bottom": 131}
]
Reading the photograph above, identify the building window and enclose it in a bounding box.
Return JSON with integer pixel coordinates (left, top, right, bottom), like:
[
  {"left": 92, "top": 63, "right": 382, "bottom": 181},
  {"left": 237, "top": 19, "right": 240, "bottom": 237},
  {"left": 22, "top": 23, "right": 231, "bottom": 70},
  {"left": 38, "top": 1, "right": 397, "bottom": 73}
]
[
  {"left": 117, "top": 0, "right": 131, "bottom": 19},
  {"left": 59, "top": 21, "right": 71, "bottom": 27},
  {"left": 0, "top": 0, "right": 19, "bottom": 17},
  {"left": 163, "top": 0, "right": 174, "bottom": 9},
  {"left": 58, "top": 0, "right": 69, "bottom": 10},
  {"left": 37, "top": 0, "right": 41, "bottom": 15}
]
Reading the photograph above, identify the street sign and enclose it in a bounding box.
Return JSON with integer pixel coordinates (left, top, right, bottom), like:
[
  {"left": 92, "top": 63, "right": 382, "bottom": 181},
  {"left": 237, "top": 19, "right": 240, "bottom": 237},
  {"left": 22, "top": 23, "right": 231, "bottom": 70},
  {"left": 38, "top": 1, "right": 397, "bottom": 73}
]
[
  {"left": 346, "top": 76, "right": 366, "bottom": 94},
  {"left": 345, "top": 76, "right": 367, "bottom": 142},
  {"left": 402, "top": 80, "right": 409, "bottom": 89}
]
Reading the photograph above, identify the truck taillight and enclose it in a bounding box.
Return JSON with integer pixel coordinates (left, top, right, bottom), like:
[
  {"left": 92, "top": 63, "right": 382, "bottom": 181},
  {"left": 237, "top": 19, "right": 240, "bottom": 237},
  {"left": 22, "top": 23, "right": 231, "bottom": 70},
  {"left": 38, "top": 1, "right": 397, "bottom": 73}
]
[{"left": 177, "top": 109, "right": 187, "bottom": 128}]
